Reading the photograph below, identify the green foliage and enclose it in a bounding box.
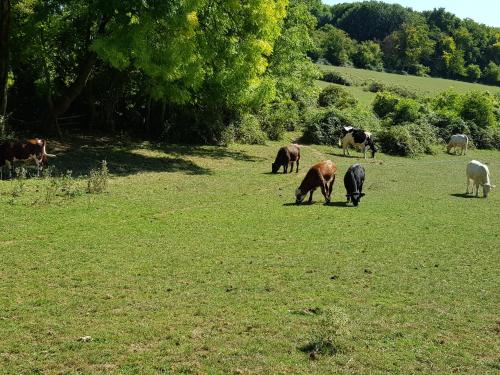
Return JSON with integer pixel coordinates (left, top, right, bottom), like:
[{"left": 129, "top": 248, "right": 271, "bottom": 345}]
[
  {"left": 459, "top": 92, "right": 496, "bottom": 128},
  {"left": 373, "top": 91, "right": 400, "bottom": 118},
  {"left": 87, "top": 160, "right": 109, "bottom": 194},
  {"left": 321, "top": 71, "right": 353, "bottom": 86},
  {"left": 483, "top": 62, "right": 500, "bottom": 85},
  {"left": 393, "top": 98, "right": 423, "bottom": 124},
  {"left": 377, "top": 122, "right": 438, "bottom": 156},
  {"left": 314, "top": 24, "right": 355, "bottom": 66},
  {"left": 466, "top": 64, "right": 482, "bottom": 82},
  {"left": 318, "top": 86, "right": 357, "bottom": 109},
  {"left": 352, "top": 41, "right": 384, "bottom": 71},
  {"left": 232, "top": 114, "right": 267, "bottom": 145}
]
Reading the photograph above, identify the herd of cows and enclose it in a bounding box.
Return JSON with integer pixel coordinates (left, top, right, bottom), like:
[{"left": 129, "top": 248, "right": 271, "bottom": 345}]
[
  {"left": 0, "top": 127, "right": 495, "bottom": 200},
  {"left": 272, "top": 127, "right": 495, "bottom": 204}
]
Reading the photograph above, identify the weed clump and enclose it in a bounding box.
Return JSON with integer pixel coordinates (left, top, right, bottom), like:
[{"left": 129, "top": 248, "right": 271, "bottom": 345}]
[{"left": 87, "top": 160, "right": 109, "bottom": 194}]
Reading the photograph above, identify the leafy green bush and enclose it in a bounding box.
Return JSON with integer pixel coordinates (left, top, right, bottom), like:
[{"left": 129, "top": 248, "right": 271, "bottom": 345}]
[
  {"left": 373, "top": 91, "right": 400, "bottom": 118},
  {"left": 393, "top": 98, "right": 423, "bottom": 124},
  {"left": 318, "top": 86, "right": 358, "bottom": 109},
  {"left": 469, "top": 124, "right": 500, "bottom": 150},
  {"left": 259, "top": 101, "right": 300, "bottom": 141},
  {"left": 425, "top": 112, "right": 470, "bottom": 142},
  {"left": 232, "top": 114, "right": 267, "bottom": 145},
  {"left": 459, "top": 92, "right": 496, "bottom": 128},
  {"left": 365, "top": 81, "right": 417, "bottom": 99},
  {"left": 87, "top": 161, "right": 109, "bottom": 194},
  {"left": 377, "top": 122, "right": 438, "bottom": 157},
  {"left": 321, "top": 71, "right": 353, "bottom": 86}
]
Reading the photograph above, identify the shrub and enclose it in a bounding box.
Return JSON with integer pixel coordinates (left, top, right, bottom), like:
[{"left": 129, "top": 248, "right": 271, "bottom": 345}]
[
  {"left": 378, "top": 122, "right": 438, "bottom": 157},
  {"left": 425, "top": 112, "right": 470, "bottom": 142},
  {"left": 232, "top": 114, "right": 267, "bottom": 145},
  {"left": 87, "top": 160, "right": 109, "bottom": 194},
  {"left": 321, "top": 71, "right": 353, "bottom": 86},
  {"left": 259, "top": 101, "right": 300, "bottom": 141},
  {"left": 393, "top": 98, "right": 422, "bottom": 124},
  {"left": 469, "top": 125, "right": 500, "bottom": 150},
  {"left": 365, "top": 81, "right": 417, "bottom": 99},
  {"left": 466, "top": 64, "right": 482, "bottom": 82},
  {"left": 318, "top": 86, "right": 358, "bottom": 109},
  {"left": 460, "top": 92, "right": 495, "bottom": 128},
  {"left": 373, "top": 91, "right": 400, "bottom": 118}
]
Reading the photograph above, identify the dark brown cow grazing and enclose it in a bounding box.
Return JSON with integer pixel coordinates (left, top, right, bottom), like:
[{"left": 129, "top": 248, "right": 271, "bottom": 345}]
[
  {"left": 272, "top": 144, "right": 300, "bottom": 173},
  {"left": 0, "top": 139, "right": 56, "bottom": 178},
  {"left": 295, "top": 160, "right": 337, "bottom": 204}
]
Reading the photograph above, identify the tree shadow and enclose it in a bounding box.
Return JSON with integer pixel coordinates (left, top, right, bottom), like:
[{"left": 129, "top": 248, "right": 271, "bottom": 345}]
[
  {"left": 153, "top": 144, "right": 265, "bottom": 163},
  {"left": 450, "top": 193, "right": 478, "bottom": 199}
]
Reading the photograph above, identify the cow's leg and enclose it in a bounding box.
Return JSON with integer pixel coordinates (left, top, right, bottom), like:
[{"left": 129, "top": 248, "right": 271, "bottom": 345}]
[
  {"left": 308, "top": 189, "right": 315, "bottom": 204},
  {"left": 284, "top": 164, "right": 288, "bottom": 174},
  {"left": 328, "top": 175, "right": 336, "bottom": 200},
  {"left": 296, "top": 159, "right": 299, "bottom": 173},
  {"left": 466, "top": 178, "right": 471, "bottom": 194},
  {"left": 289, "top": 161, "right": 294, "bottom": 173},
  {"left": 475, "top": 183, "right": 479, "bottom": 197},
  {"left": 320, "top": 183, "right": 329, "bottom": 203}
]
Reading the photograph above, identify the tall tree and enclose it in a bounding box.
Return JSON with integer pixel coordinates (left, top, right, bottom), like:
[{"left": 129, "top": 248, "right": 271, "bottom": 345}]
[{"left": 0, "top": 0, "right": 10, "bottom": 125}]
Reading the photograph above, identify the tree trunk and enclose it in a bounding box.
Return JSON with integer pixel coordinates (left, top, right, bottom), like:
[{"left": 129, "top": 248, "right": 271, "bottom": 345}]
[
  {"left": 48, "top": 16, "right": 109, "bottom": 133},
  {"left": 0, "top": 0, "right": 11, "bottom": 130}
]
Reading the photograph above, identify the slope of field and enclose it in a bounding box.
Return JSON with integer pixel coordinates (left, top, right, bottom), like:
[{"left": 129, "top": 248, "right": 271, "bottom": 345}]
[
  {"left": 318, "top": 65, "right": 500, "bottom": 100},
  {"left": 0, "top": 138, "right": 499, "bottom": 373}
]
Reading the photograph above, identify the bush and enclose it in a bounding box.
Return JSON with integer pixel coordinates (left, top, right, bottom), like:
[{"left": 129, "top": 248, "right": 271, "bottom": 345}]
[
  {"left": 318, "top": 86, "right": 358, "bottom": 109},
  {"left": 377, "top": 122, "right": 438, "bottom": 157},
  {"left": 466, "top": 64, "right": 482, "bottom": 82},
  {"left": 321, "top": 71, "right": 353, "bottom": 86},
  {"left": 393, "top": 98, "right": 422, "bottom": 124},
  {"left": 470, "top": 125, "right": 500, "bottom": 150},
  {"left": 259, "top": 101, "right": 300, "bottom": 141},
  {"left": 425, "top": 112, "right": 470, "bottom": 142},
  {"left": 87, "top": 160, "right": 109, "bottom": 194},
  {"left": 231, "top": 114, "right": 267, "bottom": 145},
  {"left": 460, "top": 92, "right": 496, "bottom": 128},
  {"left": 365, "top": 81, "right": 417, "bottom": 99},
  {"left": 373, "top": 91, "right": 400, "bottom": 118}
]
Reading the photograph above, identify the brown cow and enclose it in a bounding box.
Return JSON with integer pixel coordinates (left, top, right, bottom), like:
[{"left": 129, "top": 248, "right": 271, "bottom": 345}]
[
  {"left": 0, "top": 139, "right": 56, "bottom": 178},
  {"left": 295, "top": 160, "right": 337, "bottom": 204},
  {"left": 272, "top": 144, "right": 300, "bottom": 173}
]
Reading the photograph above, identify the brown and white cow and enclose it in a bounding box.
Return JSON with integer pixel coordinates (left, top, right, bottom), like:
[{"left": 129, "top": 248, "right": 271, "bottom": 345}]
[
  {"left": 0, "top": 139, "right": 56, "bottom": 178},
  {"left": 340, "top": 127, "right": 376, "bottom": 159},
  {"left": 295, "top": 160, "right": 337, "bottom": 204}
]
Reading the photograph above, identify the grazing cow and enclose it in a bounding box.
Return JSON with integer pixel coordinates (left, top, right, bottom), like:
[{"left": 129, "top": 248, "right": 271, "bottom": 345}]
[
  {"left": 295, "top": 160, "right": 336, "bottom": 204},
  {"left": 340, "top": 127, "right": 376, "bottom": 159},
  {"left": 344, "top": 164, "right": 365, "bottom": 206},
  {"left": 272, "top": 144, "right": 301, "bottom": 174},
  {"left": 447, "top": 134, "right": 469, "bottom": 155},
  {"left": 0, "top": 139, "right": 56, "bottom": 178},
  {"left": 466, "top": 160, "right": 495, "bottom": 198}
]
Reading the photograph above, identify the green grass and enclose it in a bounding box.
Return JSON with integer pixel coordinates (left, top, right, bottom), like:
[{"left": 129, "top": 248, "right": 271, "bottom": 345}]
[
  {"left": 318, "top": 65, "right": 500, "bottom": 103},
  {"left": 1, "top": 137, "right": 499, "bottom": 373}
]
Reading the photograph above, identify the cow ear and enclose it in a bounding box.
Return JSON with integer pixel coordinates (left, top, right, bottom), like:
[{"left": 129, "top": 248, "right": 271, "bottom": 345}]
[{"left": 360, "top": 193, "right": 366, "bottom": 197}]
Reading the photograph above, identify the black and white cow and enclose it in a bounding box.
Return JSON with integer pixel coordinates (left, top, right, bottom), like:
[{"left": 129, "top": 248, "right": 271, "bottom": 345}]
[
  {"left": 344, "top": 163, "right": 365, "bottom": 206},
  {"left": 340, "top": 127, "right": 376, "bottom": 159}
]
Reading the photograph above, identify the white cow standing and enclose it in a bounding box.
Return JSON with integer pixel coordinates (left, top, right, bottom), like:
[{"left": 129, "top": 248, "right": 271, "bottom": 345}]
[
  {"left": 447, "top": 134, "right": 469, "bottom": 155},
  {"left": 466, "top": 160, "right": 495, "bottom": 198}
]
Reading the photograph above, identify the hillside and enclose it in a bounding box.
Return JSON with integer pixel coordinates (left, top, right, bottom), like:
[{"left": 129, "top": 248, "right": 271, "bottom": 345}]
[{"left": 317, "top": 64, "right": 500, "bottom": 107}]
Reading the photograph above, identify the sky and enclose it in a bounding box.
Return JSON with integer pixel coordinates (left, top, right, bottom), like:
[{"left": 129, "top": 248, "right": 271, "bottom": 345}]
[{"left": 323, "top": 0, "right": 500, "bottom": 27}]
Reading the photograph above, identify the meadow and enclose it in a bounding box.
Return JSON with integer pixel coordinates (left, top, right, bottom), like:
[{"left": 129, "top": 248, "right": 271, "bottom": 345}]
[
  {"left": 0, "top": 136, "right": 499, "bottom": 373},
  {"left": 318, "top": 65, "right": 500, "bottom": 107}
]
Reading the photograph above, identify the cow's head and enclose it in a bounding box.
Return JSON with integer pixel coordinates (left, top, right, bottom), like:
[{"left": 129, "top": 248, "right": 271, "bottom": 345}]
[
  {"left": 36, "top": 139, "right": 56, "bottom": 170},
  {"left": 271, "top": 162, "right": 280, "bottom": 174},
  {"left": 295, "top": 187, "right": 306, "bottom": 204},
  {"left": 347, "top": 192, "right": 365, "bottom": 206},
  {"left": 483, "top": 183, "right": 495, "bottom": 198}
]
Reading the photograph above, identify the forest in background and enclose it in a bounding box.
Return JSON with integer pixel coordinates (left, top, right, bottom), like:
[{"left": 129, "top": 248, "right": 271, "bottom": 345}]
[{"left": 0, "top": 0, "right": 498, "bottom": 146}]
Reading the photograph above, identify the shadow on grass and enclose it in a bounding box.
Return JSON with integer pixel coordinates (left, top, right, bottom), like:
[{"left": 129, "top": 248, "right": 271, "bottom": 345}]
[
  {"left": 328, "top": 201, "right": 349, "bottom": 207},
  {"left": 47, "top": 137, "right": 263, "bottom": 177},
  {"left": 283, "top": 201, "right": 331, "bottom": 206},
  {"left": 450, "top": 193, "right": 479, "bottom": 199}
]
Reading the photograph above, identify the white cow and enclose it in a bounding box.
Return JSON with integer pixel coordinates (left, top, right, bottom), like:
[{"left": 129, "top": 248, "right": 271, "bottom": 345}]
[
  {"left": 466, "top": 160, "right": 495, "bottom": 198},
  {"left": 447, "top": 134, "right": 469, "bottom": 155}
]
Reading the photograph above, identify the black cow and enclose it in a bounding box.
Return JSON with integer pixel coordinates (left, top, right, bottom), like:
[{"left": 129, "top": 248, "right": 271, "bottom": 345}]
[
  {"left": 272, "top": 144, "right": 300, "bottom": 174},
  {"left": 340, "top": 127, "right": 376, "bottom": 159},
  {"left": 344, "top": 164, "right": 365, "bottom": 206}
]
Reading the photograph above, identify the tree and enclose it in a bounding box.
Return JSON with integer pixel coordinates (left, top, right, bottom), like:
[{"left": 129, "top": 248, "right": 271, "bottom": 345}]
[
  {"left": 483, "top": 62, "right": 500, "bottom": 85},
  {"left": 314, "top": 24, "right": 354, "bottom": 66},
  {"left": 466, "top": 64, "right": 481, "bottom": 82},
  {"left": 0, "top": 0, "right": 10, "bottom": 127},
  {"left": 352, "top": 41, "right": 383, "bottom": 71}
]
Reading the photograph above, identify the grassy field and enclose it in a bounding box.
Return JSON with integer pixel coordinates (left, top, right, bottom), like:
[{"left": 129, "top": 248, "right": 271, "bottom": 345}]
[
  {"left": 0, "top": 137, "right": 499, "bottom": 373},
  {"left": 317, "top": 65, "right": 500, "bottom": 108}
]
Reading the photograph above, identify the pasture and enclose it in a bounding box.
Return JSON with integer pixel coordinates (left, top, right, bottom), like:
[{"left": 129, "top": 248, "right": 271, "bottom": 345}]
[
  {"left": 318, "top": 65, "right": 500, "bottom": 107},
  {"left": 0, "top": 137, "right": 499, "bottom": 373}
]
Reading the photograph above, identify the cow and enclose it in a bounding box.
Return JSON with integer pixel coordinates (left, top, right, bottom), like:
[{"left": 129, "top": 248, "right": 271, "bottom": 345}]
[
  {"left": 344, "top": 164, "right": 365, "bottom": 206},
  {"left": 340, "top": 127, "right": 376, "bottom": 159},
  {"left": 0, "top": 139, "right": 56, "bottom": 179},
  {"left": 272, "top": 144, "right": 301, "bottom": 174},
  {"left": 447, "top": 134, "right": 469, "bottom": 155},
  {"left": 295, "top": 160, "right": 336, "bottom": 204},
  {"left": 466, "top": 160, "right": 495, "bottom": 198}
]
